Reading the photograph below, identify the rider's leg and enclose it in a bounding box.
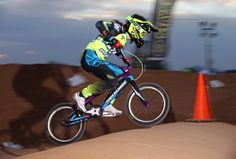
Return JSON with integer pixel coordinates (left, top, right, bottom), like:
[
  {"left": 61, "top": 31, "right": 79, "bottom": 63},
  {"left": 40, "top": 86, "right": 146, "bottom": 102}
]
[
  {"left": 74, "top": 50, "right": 124, "bottom": 114},
  {"left": 81, "top": 80, "right": 114, "bottom": 98}
]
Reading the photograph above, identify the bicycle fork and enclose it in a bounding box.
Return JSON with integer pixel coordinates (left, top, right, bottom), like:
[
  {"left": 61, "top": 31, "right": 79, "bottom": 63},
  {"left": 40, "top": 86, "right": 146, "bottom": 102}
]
[{"left": 130, "top": 81, "right": 150, "bottom": 108}]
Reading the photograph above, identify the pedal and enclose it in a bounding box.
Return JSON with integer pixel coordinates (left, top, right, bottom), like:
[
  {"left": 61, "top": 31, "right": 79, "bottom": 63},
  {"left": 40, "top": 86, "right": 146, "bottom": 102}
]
[{"left": 101, "top": 111, "right": 119, "bottom": 117}]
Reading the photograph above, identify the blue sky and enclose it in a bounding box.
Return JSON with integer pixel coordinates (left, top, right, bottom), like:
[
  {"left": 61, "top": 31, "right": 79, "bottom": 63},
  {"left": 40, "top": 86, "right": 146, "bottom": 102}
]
[{"left": 0, "top": 0, "right": 236, "bottom": 70}]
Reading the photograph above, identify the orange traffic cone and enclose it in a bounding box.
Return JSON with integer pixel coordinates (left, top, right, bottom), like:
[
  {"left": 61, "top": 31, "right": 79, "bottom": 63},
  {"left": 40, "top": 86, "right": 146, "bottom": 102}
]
[{"left": 187, "top": 73, "right": 217, "bottom": 122}]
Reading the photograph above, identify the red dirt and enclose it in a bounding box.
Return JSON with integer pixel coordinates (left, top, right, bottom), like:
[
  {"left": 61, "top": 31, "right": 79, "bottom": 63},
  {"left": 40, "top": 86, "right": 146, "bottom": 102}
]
[{"left": 0, "top": 64, "right": 235, "bottom": 151}]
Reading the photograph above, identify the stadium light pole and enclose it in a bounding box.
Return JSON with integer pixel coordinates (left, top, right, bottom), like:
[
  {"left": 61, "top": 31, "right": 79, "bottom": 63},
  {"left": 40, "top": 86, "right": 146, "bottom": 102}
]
[{"left": 199, "top": 21, "right": 218, "bottom": 71}]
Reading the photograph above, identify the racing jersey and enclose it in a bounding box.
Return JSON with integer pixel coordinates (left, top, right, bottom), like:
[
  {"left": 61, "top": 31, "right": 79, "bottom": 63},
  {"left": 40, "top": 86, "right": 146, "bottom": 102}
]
[{"left": 85, "top": 33, "right": 129, "bottom": 60}]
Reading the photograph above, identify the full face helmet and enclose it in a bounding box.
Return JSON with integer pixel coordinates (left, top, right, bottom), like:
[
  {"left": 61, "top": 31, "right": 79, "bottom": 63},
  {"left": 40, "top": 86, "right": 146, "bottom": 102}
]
[{"left": 125, "top": 14, "right": 158, "bottom": 48}]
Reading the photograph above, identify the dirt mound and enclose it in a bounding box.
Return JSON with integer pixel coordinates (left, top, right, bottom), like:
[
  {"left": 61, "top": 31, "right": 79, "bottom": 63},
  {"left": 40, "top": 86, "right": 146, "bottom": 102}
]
[
  {"left": 0, "top": 64, "right": 236, "bottom": 147},
  {"left": 16, "top": 122, "right": 236, "bottom": 159}
]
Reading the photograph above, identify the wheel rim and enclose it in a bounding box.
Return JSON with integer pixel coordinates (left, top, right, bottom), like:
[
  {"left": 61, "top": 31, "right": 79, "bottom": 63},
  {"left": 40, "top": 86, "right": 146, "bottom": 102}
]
[
  {"left": 128, "top": 86, "right": 167, "bottom": 123},
  {"left": 47, "top": 106, "right": 83, "bottom": 143}
]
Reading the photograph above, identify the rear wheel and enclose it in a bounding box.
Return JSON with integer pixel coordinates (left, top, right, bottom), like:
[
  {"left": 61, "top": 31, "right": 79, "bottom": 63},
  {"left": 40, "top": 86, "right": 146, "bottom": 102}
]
[
  {"left": 125, "top": 83, "right": 170, "bottom": 127},
  {"left": 44, "top": 103, "right": 86, "bottom": 145}
]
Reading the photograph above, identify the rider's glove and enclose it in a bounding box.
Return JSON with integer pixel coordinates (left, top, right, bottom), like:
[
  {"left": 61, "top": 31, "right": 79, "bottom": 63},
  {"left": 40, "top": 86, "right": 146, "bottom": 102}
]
[
  {"left": 111, "top": 38, "right": 123, "bottom": 55},
  {"left": 112, "top": 38, "right": 123, "bottom": 47}
]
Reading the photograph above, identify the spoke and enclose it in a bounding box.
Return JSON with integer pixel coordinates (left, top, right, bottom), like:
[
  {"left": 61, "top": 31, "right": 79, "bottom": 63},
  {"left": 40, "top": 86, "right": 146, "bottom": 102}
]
[
  {"left": 46, "top": 104, "right": 86, "bottom": 144},
  {"left": 64, "top": 127, "right": 70, "bottom": 139},
  {"left": 129, "top": 87, "right": 166, "bottom": 123}
]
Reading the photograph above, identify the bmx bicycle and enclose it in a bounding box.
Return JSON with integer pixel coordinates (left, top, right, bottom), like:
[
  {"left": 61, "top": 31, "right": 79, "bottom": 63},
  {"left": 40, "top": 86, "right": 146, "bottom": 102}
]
[{"left": 44, "top": 50, "right": 170, "bottom": 145}]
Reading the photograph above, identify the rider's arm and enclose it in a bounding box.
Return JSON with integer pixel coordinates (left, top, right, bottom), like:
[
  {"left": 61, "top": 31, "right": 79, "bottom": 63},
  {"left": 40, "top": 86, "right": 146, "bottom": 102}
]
[
  {"left": 96, "top": 20, "right": 123, "bottom": 41},
  {"left": 112, "top": 33, "right": 128, "bottom": 50},
  {"left": 96, "top": 21, "right": 112, "bottom": 40},
  {"left": 111, "top": 33, "right": 131, "bottom": 65}
]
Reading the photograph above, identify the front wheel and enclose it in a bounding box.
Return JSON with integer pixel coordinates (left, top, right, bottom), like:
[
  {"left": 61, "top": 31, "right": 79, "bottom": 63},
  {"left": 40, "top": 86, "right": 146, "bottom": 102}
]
[
  {"left": 125, "top": 83, "right": 170, "bottom": 127},
  {"left": 44, "top": 103, "right": 86, "bottom": 145}
]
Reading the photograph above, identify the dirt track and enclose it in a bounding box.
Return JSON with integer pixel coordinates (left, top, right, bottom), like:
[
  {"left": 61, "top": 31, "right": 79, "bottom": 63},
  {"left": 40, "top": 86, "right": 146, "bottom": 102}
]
[
  {"left": 17, "top": 122, "right": 236, "bottom": 159},
  {"left": 0, "top": 64, "right": 236, "bottom": 158}
]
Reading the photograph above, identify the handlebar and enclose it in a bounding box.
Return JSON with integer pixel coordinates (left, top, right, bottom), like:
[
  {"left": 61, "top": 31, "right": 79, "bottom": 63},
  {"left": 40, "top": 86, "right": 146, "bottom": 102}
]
[
  {"left": 121, "top": 50, "right": 144, "bottom": 81},
  {"left": 119, "top": 49, "right": 131, "bottom": 66}
]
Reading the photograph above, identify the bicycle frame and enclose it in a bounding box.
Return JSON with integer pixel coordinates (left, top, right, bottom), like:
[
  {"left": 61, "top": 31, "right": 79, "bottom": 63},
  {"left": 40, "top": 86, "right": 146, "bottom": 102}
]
[
  {"left": 90, "top": 65, "right": 148, "bottom": 108},
  {"left": 67, "top": 65, "right": 149, "bottom": 125}
]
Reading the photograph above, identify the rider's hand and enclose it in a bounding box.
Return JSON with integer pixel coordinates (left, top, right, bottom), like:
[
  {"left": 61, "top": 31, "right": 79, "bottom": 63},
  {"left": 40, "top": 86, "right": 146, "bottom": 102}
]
[
  {"left": 112, "top": 39, "right": 123, "bottom": 49},
  {"left": 111, "top": 38, "right": 123, "bottom": 55}
]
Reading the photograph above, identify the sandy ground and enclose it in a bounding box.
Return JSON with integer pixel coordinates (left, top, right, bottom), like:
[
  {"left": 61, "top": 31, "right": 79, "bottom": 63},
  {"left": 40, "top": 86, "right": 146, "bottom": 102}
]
[
  {"left": 0, "top": 147, "right": 42, "bottom": 159},
  {"left": 15, "top": 122, "right": 236, "bottom": 159}
]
